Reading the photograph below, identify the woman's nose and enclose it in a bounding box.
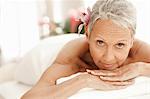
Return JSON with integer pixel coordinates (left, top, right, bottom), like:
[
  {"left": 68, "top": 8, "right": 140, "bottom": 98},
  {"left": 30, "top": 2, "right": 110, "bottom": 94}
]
[{"left": 102, "top": 48, "right": 115, "bottom": 63}]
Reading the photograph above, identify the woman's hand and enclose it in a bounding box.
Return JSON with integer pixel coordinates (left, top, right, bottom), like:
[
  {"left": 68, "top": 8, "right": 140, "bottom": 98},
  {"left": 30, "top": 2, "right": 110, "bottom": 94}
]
[
  {"left": 86, "top": 62, "right": 144, "bottom": 82},
  {"left": 79, "top": 73, "right": 134, "bottom": 91}
]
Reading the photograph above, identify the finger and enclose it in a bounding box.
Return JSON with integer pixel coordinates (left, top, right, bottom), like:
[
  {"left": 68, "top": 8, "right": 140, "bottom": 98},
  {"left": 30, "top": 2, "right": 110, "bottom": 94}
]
[
  {"left": 87, "top": 70, "right": 117, "bottom": 76},
  {"left": 94, "top": 70, "right": 117, "bottom": 76},
  {"left": 103, "top": 80, "right": 133, "bottom": 91},
  {"left": 86, "top": 69, "right": 92, "bottom": 73},
  {"left": 101, "top": 84, "right": 128, "bottom": 91},
  {"left": 100, "top": 75, "right": 126, "bottom": 81},
  {"left": 109, "top": 80, "right": 134, "bottom": 86},
  {"left": 100, "top": 75, "right": 136, "bottom": 82},
  {"left": 110, "top": 85, "right": 128, "bottom": 90},
  {"left": 86, "top": 69, "right": 97, "bottom": 74}
]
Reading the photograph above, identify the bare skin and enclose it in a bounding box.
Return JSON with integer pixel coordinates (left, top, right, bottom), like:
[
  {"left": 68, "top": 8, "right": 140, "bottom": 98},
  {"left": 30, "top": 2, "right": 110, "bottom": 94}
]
[{"left": 21, "top": 19, "right": 150, "bottom": 99}]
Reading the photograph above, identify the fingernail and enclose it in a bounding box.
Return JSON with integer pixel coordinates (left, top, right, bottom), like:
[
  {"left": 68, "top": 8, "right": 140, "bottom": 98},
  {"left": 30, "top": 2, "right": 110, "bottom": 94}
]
[
  {"left": 86, "top": 69, "right": 91, "bottom": 72},
  {"left": 91, "top": 71, "right": 95, "bottom": 74},
  {"left": 86, "top": 69, "right": 91, "bottom": 73},
  {"left": 100, "top": 76, "right": 106, "bottom": 79}
]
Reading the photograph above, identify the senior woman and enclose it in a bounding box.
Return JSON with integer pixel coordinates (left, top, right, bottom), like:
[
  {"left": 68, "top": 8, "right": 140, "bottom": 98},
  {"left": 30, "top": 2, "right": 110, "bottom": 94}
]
[{"left": 22, "top": 0, "right": 150, "bottom": 98}]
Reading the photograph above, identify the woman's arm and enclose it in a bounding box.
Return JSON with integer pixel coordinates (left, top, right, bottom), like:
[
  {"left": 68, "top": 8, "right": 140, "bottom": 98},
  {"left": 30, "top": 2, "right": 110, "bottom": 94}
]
[
  {"left": 20, "top": 61, "right": 81, "bottom": 99},
  {"left": 140, "top": 62, "right": 150, "bottom": 77},
  {"left": 21, "top": 74, "right": 87, "bottom": 99},
  {"left": 38, "top": 63, "right": 81, "bottom": 85},
  {"left": 21, "top": 72, "right": 131, "bottom": 99}
]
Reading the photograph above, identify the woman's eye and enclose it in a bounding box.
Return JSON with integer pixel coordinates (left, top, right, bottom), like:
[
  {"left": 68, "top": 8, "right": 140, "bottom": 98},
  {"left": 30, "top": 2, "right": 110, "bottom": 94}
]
[
  {"left": 116, "top": 43, "right": 125, "bottom": 48},
  {"left": 97, "top": 40, "right": 104, "bottom": 46}
]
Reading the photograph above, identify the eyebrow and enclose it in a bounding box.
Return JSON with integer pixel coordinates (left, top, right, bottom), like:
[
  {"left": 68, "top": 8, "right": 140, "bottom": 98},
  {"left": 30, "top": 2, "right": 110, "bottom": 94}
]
[{"left": 95, "top": 35, "right": 128, "bottom": 42}]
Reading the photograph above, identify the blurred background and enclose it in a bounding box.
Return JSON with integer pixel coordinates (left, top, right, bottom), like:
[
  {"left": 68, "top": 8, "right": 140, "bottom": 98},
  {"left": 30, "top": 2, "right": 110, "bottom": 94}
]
[{"left": 0, "top": 0, "right": 150, "bottom": 66}]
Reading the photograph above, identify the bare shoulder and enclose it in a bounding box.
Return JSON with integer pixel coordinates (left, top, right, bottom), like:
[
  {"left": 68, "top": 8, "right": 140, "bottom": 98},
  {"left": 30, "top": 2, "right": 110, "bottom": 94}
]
[
  {"left": 54, "top": 36, "right": 89, "bottom": 63},
  {"left": 130, "top": 38, "right": 150, "bottom": 62},
  {"left": 38, "top": 37, "right": 89, "bottom": 84}
]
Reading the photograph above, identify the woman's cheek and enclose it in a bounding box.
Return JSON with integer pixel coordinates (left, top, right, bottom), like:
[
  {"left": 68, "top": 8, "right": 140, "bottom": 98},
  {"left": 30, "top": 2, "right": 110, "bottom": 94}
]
[
  {"left": 116, "top": 50, "right": 129, "bottom": 65},
  {"left": 90, "top": 46, "right": 104, "bottom": 61}
]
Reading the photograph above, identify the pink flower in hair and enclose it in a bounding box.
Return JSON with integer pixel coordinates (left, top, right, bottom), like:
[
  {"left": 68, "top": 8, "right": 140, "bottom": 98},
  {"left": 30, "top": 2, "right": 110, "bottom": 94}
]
[{"left": 76, "top": 7, "right": 92, "bottom": 34}]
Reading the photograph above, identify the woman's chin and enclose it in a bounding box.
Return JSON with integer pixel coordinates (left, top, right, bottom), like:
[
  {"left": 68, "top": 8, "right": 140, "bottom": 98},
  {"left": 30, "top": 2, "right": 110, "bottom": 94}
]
[{"left": 97, "top": 64, "right": 119, "bottom": 70}]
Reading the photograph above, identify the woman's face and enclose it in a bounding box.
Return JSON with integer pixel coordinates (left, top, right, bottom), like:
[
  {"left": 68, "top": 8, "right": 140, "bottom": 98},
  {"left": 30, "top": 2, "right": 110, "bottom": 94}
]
[{"left": 87, "top": 19, "right": 133, "bottom": 70}]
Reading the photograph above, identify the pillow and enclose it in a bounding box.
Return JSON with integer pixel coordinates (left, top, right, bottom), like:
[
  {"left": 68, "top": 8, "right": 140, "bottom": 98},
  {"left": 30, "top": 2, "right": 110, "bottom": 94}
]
[{"left": 14, "top": 34, "right": 83, "bottom": 85}]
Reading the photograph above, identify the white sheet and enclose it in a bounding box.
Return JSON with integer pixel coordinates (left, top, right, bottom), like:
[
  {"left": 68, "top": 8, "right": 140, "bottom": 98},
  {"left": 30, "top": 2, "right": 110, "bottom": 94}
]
[
  {"left": 0, "top": 81, "right": 30, "bottom": 99},
  {"left": 0, "top": 77, "right": 150, "bottom": 99}
]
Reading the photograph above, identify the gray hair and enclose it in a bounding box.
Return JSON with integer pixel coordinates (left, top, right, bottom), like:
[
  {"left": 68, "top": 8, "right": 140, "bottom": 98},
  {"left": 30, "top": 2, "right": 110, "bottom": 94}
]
[{"left": 88, "top": 0, "right": 136, "bottom": 36}]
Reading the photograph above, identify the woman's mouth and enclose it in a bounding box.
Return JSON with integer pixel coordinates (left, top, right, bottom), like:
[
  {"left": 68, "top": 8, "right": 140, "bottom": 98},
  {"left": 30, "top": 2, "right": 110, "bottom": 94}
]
[
  {"left": 99, "top": 63, "right": 118, "bottom": 70},
  {"left": 103, "top": 64, "right": 114, "bottom": 67}
]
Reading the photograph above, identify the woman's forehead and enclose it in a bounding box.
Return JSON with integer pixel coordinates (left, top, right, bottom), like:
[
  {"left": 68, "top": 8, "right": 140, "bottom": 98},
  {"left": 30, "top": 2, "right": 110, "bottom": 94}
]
[{"left": 91, "top": 19, "right": 131, "bottom": 41}]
